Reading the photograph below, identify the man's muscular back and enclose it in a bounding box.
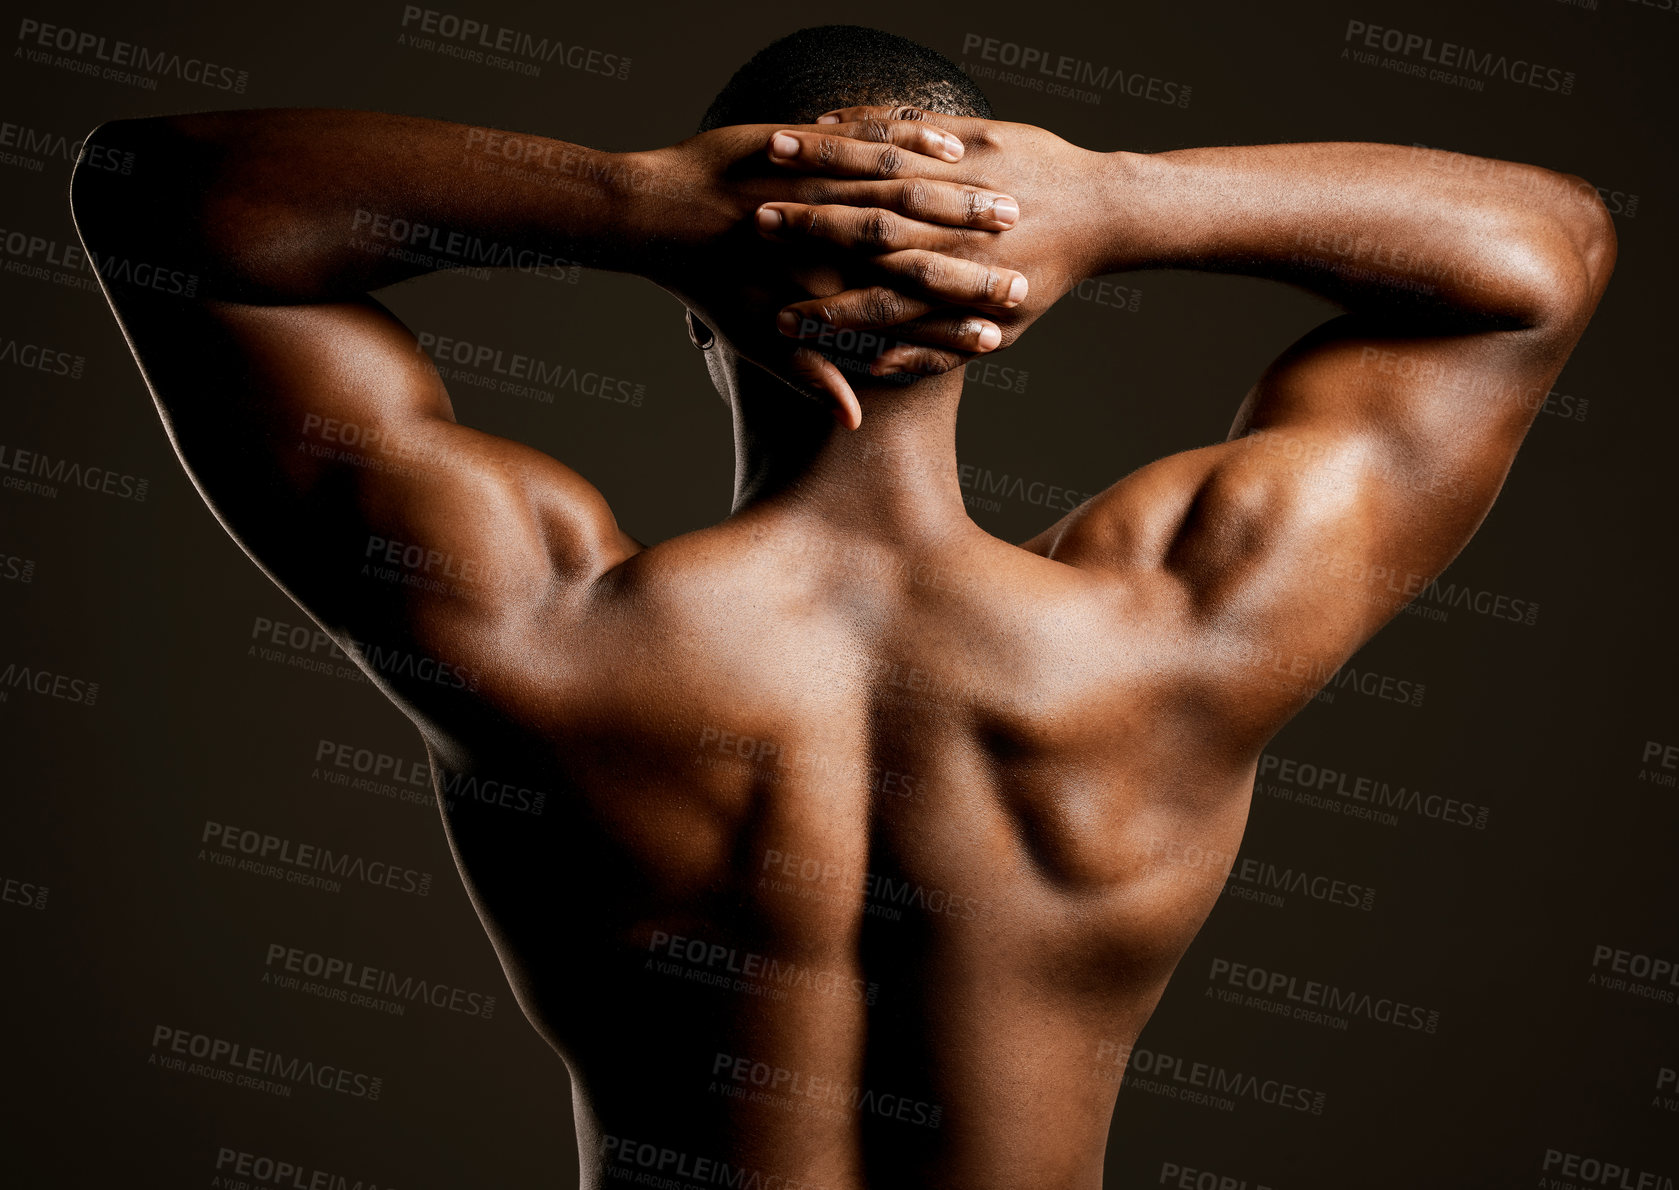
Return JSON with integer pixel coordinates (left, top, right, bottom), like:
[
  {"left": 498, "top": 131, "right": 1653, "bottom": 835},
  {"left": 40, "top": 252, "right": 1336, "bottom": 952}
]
[
  {"left": 436, "top": 507, "right": 1255, "bottom": 1190},
  {"left": 69, "top": 32, "right": 1612, "bottom": 1186}
]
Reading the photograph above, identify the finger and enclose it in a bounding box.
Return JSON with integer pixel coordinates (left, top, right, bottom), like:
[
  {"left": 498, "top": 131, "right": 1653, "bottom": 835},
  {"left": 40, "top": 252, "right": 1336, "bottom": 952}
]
[
  {"left": 817, "top": 105, "right": 928, "bottom": 124},
  {"left": 805, "top": 117, "right": 965, "bottom": 163},
  {"left": 873, "top": 249, "right": 1029, "bottom": 309},
  {"left": 779, "top": 299, "right": 1002, "bottom": 355},
  {"left": 774, "top": 252, "right": 1026, "bottom": 319},
  {"left": 777, "top": 288, "right": 941, "bottom": 335},
  {"left": 789, "top": 179, "right": 1018, "bottom": 229},
  {"left": 812, "top": 108, "right": 1004, "bottom": 172},
  {"left": 880, "top": 313, "right": 1006, "bottom": 357},
  {"left": 777, "top": 302, "right": 997, "bottom": 378},
  {"left": 767, "top": 130, "right": 961, "bottom": 181},
  {"left": 757, "top": 203, "right": 964, "bottom": 254},
  {"left": 786, "top": 346, "right": 863, "bottom": 430},
  {"left": 816, "top": 105, "right": 964, "bottom": 130}
]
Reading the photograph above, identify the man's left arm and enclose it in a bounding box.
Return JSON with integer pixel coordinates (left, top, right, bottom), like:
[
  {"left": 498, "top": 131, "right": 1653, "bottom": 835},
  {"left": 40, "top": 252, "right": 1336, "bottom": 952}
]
[{"left": 68, "top": 109, "right": 1024, "bottom": 721}]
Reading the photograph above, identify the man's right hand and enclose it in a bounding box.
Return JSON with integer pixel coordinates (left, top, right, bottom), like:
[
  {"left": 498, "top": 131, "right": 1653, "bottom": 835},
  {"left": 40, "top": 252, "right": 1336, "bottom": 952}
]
[
  {"left": 620, "top": 116, "right": 1036, "bottom": 423},
  {"left": 751, "top": 105, "right": 1126, "bottom": 376}
]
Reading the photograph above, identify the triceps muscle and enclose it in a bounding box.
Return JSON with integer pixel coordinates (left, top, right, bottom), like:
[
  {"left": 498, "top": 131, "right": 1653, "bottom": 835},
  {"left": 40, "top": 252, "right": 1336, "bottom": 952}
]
[
  {"left": 102, "top": 285, "right": 629, "bottom": 710},
  {"left": 1166, "top": 315, "right": 1580, "bottom": 739}
]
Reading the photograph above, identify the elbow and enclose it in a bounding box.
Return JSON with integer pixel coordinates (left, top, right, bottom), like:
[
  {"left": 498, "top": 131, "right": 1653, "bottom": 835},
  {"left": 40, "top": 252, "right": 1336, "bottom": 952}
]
[
  {"left": 71, "top": 116, "right": 231, "bottom": 292},
  {"left": 1559, "top": 173, "right": 1618, "bottom": 297},
  {"left": 69, "top": 118, "right": 160, "bottom": 252},
  {"left": 68, "top": 120, "right": 124, "bottom": 239},
  {"left": 1516, "top": 174, "right": 1616, "bottom": 334}
]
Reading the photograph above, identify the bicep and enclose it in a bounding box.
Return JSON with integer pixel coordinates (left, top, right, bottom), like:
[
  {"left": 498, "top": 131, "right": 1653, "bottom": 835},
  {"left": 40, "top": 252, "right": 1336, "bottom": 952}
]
[
  {"left": 107, "top": 288, "right": 631, "bottom": 695},
  {"left": 1040, "top": 314, "right": 1578, "bottom": 741}
]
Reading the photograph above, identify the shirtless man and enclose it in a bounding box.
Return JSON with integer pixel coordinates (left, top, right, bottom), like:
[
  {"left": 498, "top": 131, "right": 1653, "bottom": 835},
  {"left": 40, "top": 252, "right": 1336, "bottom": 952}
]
[{"left": 69, "top": 25, "right": 1613, "bottom": 1190}]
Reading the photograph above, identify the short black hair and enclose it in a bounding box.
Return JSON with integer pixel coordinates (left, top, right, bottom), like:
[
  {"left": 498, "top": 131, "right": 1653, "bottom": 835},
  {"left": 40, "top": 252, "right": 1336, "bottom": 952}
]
[{"left": 699, "top": 25, "right": 993, "bottom": 132}]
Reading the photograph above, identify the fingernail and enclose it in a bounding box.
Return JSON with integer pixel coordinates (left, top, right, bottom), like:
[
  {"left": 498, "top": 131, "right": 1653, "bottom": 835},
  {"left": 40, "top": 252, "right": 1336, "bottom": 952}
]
[
  {"left": 1007, "top": 275, "right": 1028, "bottom": 305},
  {"left": 770, "top": 132, "right": 799, "bottom": 158},
  {"left": 940, "top": 133, "right": 963, "bottom": 160},
  {"left": 777, "top": 309, "right": 799, "bottom": 336},
  {"left": 991, "top": 197, "right": 1019, "bottom": 225},
  {"left": 756, "top": 206, "right": 784, "bottom": 233},
  {"left": 817, "top": 114, "right": 841, "bottom": 124},
  {"left": 977, "top": 323, "right": 1002, "bottom": 350}
]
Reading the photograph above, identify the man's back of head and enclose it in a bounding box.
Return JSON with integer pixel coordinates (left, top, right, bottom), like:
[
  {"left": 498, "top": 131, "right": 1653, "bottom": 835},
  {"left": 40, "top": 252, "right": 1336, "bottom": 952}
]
[
  {"left": 676, "top": 27, "right": 1009, "bottom": 510},
  {"left": 698, "top": 25, "right": 993, "bottom": 132}
]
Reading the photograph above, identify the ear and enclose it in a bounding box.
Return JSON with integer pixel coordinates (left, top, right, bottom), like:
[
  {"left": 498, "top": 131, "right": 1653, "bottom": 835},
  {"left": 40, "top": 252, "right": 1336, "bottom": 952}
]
[{"left": 685, "top": 309, "right": 715, "bottom": 350}]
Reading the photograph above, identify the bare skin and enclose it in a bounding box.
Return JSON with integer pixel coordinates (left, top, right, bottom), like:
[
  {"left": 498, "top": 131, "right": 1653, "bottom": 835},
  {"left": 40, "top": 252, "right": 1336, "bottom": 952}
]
[{"left": 70, "top": 102, "right": 1613, "bottom": 1189}]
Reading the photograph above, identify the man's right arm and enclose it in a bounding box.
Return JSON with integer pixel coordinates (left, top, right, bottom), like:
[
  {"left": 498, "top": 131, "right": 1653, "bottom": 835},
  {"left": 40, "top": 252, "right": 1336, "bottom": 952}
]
[{"left": 765, "top": 112, "right": 1615, "bottom": 747}]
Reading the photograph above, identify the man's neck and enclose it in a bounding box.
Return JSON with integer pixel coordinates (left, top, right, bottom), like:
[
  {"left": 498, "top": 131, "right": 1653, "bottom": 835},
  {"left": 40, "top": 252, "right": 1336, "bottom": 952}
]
[{"left": 728, "top": 367, "right": 971, "bottom": 542}]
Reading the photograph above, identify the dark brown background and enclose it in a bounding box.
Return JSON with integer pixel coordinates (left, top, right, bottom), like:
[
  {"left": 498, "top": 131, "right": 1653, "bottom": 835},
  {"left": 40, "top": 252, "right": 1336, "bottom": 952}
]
[{"left": 1, "top": 0, "right": 1674, "bottom": 1186}]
